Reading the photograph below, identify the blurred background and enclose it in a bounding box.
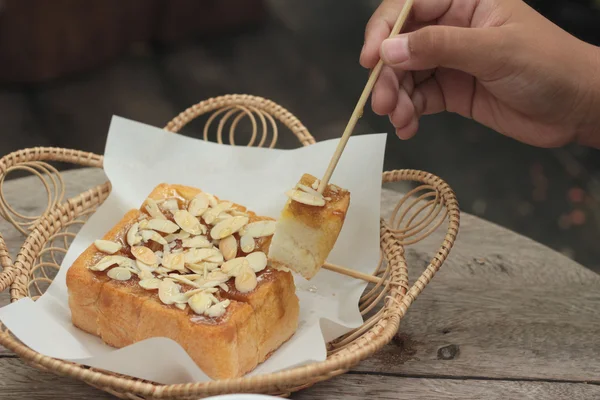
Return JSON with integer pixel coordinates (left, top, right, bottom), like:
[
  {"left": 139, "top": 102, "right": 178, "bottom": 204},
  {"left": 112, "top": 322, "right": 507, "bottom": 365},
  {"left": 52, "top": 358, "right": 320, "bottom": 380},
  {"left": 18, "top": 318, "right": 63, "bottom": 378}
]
[{"left": 1, "top": 0, "right": 599, "bottom": 272}]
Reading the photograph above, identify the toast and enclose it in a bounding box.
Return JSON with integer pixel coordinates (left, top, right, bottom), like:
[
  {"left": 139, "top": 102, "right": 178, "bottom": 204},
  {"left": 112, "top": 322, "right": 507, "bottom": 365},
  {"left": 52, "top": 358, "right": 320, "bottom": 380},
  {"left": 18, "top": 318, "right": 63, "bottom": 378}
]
[
  {"left": 268, "top": 174, "right": 350, "bottom": 280},
  {"left": 66, "top": 183, "right": 299, "bottom": 380}
]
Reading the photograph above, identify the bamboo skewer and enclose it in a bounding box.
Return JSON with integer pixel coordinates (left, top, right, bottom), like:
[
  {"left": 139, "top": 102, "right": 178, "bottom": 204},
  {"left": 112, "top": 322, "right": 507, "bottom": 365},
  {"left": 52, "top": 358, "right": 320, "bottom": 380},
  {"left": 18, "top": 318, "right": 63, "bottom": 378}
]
[
  {"left": 323, "top": 262, "right": 384, "bottom": 284},
  {"left": 317, "top": 0, "right": 414, "bottom": 194}
]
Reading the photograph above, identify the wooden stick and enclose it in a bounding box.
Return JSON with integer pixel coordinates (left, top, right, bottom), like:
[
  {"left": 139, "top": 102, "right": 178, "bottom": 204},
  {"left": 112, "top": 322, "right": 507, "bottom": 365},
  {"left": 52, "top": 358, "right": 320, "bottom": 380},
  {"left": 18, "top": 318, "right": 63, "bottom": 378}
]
[
  {"left": 317, "top": 0, "right": 414, "bottom": 194},
  {"left": 323, "top": 262, "right": 383, "bottom": 284}
]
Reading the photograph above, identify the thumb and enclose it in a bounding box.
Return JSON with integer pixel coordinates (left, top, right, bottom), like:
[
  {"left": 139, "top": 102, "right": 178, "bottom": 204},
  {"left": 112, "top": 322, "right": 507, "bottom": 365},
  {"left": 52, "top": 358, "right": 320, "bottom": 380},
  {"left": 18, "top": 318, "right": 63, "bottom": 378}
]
[{"left": 381, "top": 26, "right": 507, "bottom": 78}]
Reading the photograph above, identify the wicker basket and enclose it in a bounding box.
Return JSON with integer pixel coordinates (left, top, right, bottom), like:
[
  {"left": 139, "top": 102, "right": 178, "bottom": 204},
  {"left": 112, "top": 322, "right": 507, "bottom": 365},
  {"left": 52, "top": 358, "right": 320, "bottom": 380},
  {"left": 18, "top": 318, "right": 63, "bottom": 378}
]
[{"left": 0, "top": 95, "right": 459, "bottom": 399}]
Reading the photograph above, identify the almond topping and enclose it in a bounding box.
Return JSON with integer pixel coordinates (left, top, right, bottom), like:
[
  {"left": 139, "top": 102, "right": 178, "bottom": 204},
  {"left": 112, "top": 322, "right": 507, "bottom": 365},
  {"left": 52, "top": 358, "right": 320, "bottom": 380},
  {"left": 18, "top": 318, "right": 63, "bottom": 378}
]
[
  {"left": 173, "top": 210, "right": 204, "bottom": 235},
  {"left": 126, "top": 222, "right": 142, "bottom": 247},
  {"left": 147, "top": 219, "right": 179, "bottom": 233},
  {"left": 184, "top": 248, "right": 221, "bottom": 264},
  {"left": 162, "top": 252, "right": 186, "bottom": 272},
  {"left": 186, "top": 261, "right": 219, "bottom": 274},
  {"left": 203, "top": 202, "right": 233, "bottom": 225},
  {"left": 221, "top": 257, "right": 249, "bottom": 277},
  {"left": 145, "top": 198, "right": 167, "bottom": 220},
  {"left": 311, "top": 179, "right": 320, "bottom": 190},
  {"left": 286, "top": 189, "right": 325, "bottom": 206},
  {"left": 160, "top": 199, "right": 180, "bottom": 211},
  {"left": 131, "top": 246, "right": 157, "bottom": 265},
  {"left": 239, "top": 235, "right": 255, "bottom": 253},
  {"left": 246, "top": 251, "right": 267, "bottom": 272},
  {"left": 140, "top": 230, "right": 168, "bottom": 245},
  {"left": 235, "top": 265, "right": 258, "bottom": 293},
  {"left": 188, "top": 193, "right": 210, "bottom": 217},
  {"left": 182, "top": 235, "right": 212, "bottom": 248},
  {"left": 205, "top": 300, "right": 230, "bottom": 318},
  {"left": 188, "top": 292, "right": 213, "bottom": 315},
  {"left": 219, "top": 235, "right": 238, "bottom": 261},
  {"left": 158, "top": 279, "right": 186, "bottom": 305},
  {"left": 107, "top": 267, "right": 132, "bottom": 281},
  {"left": 210, "top": 216, "right": 249, "bottom": 239},
  {"left": 138, "top": 270, "right": 155, "bottom": 280},
  {"left": 90, "top": 255, "right": 135, "bottom": 272},
  {"left": 243, "top": 220, "right": 277, "bottom": 238},
  {"left": 139, "top": 278, "right": 162, "bottom": 290},
  {"left": 94, "top": 240, "right": 122, "bottom": 254},
  {"left": 164, "top": 231, "right": 191, "bottom": 242}
]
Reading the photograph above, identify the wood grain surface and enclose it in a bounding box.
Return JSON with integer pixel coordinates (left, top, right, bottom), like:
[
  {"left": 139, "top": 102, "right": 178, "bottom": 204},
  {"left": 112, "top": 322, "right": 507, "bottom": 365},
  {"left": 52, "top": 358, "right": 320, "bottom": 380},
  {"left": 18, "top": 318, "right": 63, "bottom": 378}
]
[{"left": 0, "top": 169, "right": 598, "bottom": 399}]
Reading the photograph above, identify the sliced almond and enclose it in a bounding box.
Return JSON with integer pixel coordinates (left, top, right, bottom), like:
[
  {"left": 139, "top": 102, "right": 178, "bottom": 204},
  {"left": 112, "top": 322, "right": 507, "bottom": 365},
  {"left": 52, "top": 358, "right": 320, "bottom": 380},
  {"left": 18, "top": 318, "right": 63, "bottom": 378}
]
[
  {"left": 221, "top": 257, "right": 249, "bottom": 277},
  {"left": 206, "top": 270, "right": 230, "bottom": 283},
  {"left": 139, "top": 278, "right": 162, "bottom": 290},
  {"left": 140, "top": 230, "right": 168, "bottom": 245},
  {"left": 188, "top": 193, "right": 210, "bottom": 217},
  {"left": 239, "top": 235, "right": 255, "bottom": 253},
  {"left": 286, "top": 189, "right": 325, "bottom": 207},
  {"left": 243, "top": 220, "right": 277, "bottom": 238},
  {"left": 235, "top": 265, "right": 258, "bottom": 293},
  {"left": 215, "top": 213, "right": 233, "bottom": 224},
  {"left": 168, "top": 274, "right": 203, "bottom": 288},
  {"left": 203, "top": 202, "right": 233, "bottom": 225},
  {"left": 164, "top": 231, "right": 191, "bottom": 243},
  {"left": 162, "top": 252, "right": 186, "bottom": 272},
  {"left": 136, "top": 259, "right": 157, "bottom": 273},
  {"left": 127, "top": 222, "right": 142, "bottom": 247},
  {"left": 175, "top": 303, "right": 187, "bottom": 310},
  {"left": 206, "top": 299, "right": 230, "bottom": 318},
  {"left": 297, "top": 183, "right": 322, "bottom": 197},
  {"left": 206, "top": 193, "right": 219, "bottom": 208},
  {"left": 184, "top": 248, "right": 221, "bottom": 264},
  {"left": 138, "top": 270, "right": 155, "bottom": 280},
  {"left": 94, "top": 239, "right": 122, "bottom": 254},
  {"left": 210, "top": 216, "right": 249, "bottom": 239},
  {"left": 246, "top": 251, "right": 267, "bottom": 272},
  {"left": 107, "top": 267, "right": 132, "bottom": 281},
  {"left": 219, "top": 235, "right": 238, "bottom": 261},
  {"left": 158, "top": 279, "right": 186, "bottom": 305},
  {"left": 182, "top": 235, "right": 212, "bottom": 248},
  {"left": 231, "top": 210, "right": 249, "bottom": 217},
  {"left": 219, "top": 283, "right": 230, "bottom": 292},
  {"left": 311, "top": 179, "right": 320, "bottom": 190},
  {"left": 174, "top": 210, "right": 204, "bottom": 235},
  {"left": 90, "top": 255, "right": 135, "bottom": 272},
  {"left": 186, "top": 261, "right": 219, "bottom": 274},
  {"left": 188, "top": 291, "right": 214, "bottom": 315},
  {"left": 147, "top": 219, "right": 180, "bottom": 233},
  {"left": 205, "top": 252, "right": 224, "bottom": 264},
  {"left": 145, "top": 198, "right": 167, "bottom": 220},
  {"left": 160, "top": 199, "right": 180, "bottom": 211},
  {"left": 131, "top": 246, "right": 157, "bottom": 265}
]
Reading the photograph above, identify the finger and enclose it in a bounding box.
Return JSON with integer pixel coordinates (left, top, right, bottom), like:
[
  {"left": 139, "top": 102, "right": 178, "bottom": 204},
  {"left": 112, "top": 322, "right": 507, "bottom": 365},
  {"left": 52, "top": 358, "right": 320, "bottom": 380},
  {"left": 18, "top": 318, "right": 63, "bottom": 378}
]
[
  {"left": 396, "top": 115, "right": 419, "bottom": 140},
  {"left": 389, "top": 85, "right": 416, "bottom": 130},
  {"left": 411, "top": 77, "right": 446, "bottom": 116},
  {"left": 361, "top": 17, "right": 391, "bottom": 68},
  {"left": 371, "top": 66, "right": 400, "bottom": 116},
  {"left": 381, "top": 26, "right": 508, "bottom": 79}
]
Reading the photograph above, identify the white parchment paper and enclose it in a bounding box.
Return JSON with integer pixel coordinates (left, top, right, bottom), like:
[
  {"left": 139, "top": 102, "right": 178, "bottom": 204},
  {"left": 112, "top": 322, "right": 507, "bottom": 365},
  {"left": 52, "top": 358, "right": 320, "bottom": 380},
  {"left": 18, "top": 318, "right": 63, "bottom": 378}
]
[{"left": 0, "top": 116, "right": 386, "bottom": 384}]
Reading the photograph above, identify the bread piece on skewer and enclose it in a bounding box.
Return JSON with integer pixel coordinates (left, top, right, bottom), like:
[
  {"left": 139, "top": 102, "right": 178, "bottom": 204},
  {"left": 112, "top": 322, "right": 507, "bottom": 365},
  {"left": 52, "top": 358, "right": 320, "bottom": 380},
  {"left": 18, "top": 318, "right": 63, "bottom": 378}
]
[{"left": 268, "top": 174, "right": 350, "bottom": 280}]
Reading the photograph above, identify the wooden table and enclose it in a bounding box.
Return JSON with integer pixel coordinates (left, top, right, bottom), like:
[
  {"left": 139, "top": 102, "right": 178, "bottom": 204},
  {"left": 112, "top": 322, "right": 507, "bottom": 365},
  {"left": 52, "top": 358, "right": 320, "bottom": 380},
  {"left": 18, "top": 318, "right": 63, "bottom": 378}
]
[{"left": 1, "top": 169, "right": 599, "bottom": 399}]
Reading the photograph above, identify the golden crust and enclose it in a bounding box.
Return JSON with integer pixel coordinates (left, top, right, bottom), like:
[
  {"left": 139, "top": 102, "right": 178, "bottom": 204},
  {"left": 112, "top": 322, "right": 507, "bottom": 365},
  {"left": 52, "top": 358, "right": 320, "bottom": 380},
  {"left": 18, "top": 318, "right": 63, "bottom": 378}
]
[{"left": 66, "top": 183, "right": 299, "bottom": 380}]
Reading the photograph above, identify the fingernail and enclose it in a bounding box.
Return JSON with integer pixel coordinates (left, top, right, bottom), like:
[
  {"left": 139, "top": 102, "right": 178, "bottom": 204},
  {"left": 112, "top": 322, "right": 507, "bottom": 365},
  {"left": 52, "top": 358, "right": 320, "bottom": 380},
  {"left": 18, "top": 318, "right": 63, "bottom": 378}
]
[{"left": 381, "top": 36, "right": 409, "bottom": 64}]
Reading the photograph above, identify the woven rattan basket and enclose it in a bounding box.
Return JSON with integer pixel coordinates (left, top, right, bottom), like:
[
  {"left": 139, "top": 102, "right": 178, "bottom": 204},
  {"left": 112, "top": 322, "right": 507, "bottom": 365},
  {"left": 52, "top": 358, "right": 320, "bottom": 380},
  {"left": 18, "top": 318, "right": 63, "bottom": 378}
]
[{"left": 0, "top": 95, "right": 459, "bottom": 399}]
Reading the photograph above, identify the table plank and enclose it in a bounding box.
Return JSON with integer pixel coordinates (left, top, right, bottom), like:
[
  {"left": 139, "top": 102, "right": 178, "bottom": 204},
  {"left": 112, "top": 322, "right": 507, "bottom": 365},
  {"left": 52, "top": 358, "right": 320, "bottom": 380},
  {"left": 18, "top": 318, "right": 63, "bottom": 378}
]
[
  {"left": 0, "top": 358, "right": 598, "bottom": 400},
  {"left": 353, "top": 190, "right": 600, "bottom": 382},
  {"left": 1, "top": 170, "right": 599, "bottom": 394}
]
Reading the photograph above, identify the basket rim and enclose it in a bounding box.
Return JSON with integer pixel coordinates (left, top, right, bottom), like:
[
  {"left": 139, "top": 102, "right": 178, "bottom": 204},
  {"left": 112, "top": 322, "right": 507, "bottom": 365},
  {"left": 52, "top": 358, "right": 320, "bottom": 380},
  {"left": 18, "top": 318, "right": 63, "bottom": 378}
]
[{"left": 0, "top": 94, "right": 460, "bottom": 398}]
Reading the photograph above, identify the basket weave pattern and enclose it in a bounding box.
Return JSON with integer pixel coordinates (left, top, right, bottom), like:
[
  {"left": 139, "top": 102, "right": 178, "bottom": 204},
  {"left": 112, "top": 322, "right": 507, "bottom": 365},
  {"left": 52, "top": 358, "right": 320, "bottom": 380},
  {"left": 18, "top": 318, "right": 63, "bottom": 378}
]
[{"left": 0, "top": 95, "right": 459, "bottom": 399}]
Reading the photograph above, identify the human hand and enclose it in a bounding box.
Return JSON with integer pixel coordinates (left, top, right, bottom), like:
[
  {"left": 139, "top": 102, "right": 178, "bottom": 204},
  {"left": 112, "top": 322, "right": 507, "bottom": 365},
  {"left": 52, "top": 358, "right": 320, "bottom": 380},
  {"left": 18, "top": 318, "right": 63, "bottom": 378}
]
[{"left": 361, "top": 0, "right": 600, "bottom": 148}]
